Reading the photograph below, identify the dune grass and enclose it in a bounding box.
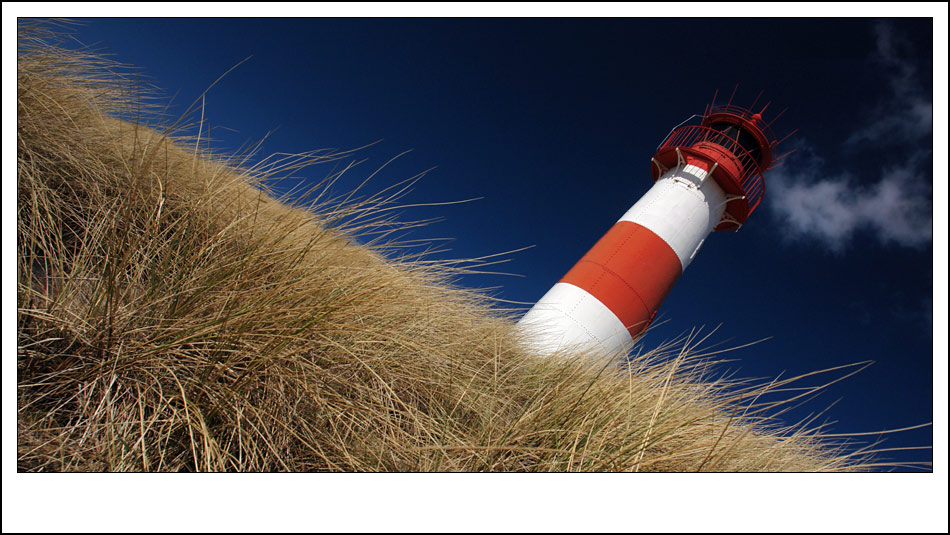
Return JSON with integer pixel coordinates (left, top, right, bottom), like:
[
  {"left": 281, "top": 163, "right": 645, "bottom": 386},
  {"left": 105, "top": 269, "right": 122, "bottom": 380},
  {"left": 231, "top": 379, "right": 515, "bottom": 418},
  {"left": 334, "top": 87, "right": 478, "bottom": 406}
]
[{"left": 17, "top": 22, "right": 912, "bottom": 472}]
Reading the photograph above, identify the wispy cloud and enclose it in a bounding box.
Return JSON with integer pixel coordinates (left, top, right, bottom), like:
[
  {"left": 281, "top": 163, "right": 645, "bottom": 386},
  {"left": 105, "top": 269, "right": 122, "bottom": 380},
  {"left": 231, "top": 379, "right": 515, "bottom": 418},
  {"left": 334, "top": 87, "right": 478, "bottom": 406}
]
[
  {"left": 768, "top": 146, "right": 932, "bottom": 251},
  {"left": 845, "top": 22, "right": 933, "bottom": 147},
  {"left": 767, "top": 22, "right": 932, "bottom": 252}
]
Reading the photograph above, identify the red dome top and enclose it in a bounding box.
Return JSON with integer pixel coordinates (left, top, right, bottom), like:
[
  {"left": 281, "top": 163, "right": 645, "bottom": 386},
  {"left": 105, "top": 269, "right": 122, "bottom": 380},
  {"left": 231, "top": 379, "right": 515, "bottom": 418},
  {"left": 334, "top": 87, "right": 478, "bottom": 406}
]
[{"left": 701, "top": 104, "right": 776, "bottom": 171}]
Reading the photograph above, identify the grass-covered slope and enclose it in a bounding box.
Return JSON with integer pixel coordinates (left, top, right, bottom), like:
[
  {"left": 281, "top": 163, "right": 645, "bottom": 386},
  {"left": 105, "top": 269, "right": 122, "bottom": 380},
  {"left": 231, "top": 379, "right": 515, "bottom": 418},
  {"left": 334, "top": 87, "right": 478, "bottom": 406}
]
[{"left": 17, "top": 25, "right": 868, "bottom": 471}]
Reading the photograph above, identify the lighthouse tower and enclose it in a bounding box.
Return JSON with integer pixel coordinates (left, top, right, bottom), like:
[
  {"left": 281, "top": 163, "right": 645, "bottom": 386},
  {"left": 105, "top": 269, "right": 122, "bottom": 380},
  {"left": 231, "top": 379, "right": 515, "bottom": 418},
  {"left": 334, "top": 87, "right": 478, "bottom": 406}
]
[{"left": 518, "top": 95, "right": 786, "bottom": 356}]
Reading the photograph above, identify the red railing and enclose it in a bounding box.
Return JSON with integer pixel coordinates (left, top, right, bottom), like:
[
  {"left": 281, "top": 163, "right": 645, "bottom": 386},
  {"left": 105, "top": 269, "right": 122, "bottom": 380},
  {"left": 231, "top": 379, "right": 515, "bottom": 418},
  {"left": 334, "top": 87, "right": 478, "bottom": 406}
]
[
  {"left": 655, "top": 124, "right": 766, "bottom": 220},
  {"left": 707, "top": 104, "right": 777, "bottom": 144}
]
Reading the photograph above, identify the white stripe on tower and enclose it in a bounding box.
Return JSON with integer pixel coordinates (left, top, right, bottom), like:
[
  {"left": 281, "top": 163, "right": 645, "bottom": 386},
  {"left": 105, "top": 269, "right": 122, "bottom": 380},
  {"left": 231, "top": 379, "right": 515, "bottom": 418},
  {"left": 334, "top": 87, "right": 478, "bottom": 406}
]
[
  {"left": 518, "top": 162, "right": 728, "bottom": 356},
  {"left": 618, "top": 164, "right": 727, "bottom": 271},
  {"left": 518, "top": 282, "right": 633, "bottom": 356}
]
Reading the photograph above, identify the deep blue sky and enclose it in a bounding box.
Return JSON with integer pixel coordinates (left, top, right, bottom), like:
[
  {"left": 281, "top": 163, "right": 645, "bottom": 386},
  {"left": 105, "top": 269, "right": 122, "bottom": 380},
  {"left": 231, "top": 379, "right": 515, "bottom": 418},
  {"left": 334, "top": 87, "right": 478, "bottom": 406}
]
[{"left": 59, "top": 17, "right": 937, "bottom": 468}]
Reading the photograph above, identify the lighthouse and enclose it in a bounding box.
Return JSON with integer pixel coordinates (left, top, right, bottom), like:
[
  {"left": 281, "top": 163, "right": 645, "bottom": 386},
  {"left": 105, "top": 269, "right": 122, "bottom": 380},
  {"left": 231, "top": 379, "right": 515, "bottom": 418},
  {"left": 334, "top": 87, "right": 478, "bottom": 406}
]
[{"left": 518, "top": 94, "right": 787, "bottom": 356}]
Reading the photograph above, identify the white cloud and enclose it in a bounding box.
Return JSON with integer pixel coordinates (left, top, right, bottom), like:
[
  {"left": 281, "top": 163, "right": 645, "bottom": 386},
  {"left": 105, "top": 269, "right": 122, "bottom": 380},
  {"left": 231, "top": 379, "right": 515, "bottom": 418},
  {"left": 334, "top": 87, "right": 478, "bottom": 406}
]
[
  {"left": 768, "top": 148, "right": 932, "bottom": 251},
  {"left": 767, "top": 22, "right": 932, "bottom": 252}
]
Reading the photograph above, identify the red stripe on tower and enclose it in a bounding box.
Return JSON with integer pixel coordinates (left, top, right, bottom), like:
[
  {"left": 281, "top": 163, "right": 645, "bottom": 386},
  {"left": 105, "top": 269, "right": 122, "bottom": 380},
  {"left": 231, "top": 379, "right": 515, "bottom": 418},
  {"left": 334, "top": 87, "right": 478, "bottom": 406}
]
[{"left": 559, "top": 221, "right": 682, "bottom": 338}]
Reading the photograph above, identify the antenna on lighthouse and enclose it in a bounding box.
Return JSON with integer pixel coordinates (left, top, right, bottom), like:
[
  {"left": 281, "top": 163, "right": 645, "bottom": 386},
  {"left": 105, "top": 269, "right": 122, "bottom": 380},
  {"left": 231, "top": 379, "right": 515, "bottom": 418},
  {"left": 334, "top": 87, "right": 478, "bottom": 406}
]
[{"left": 519, "top": 92, "right": 788, "bottom": 357}]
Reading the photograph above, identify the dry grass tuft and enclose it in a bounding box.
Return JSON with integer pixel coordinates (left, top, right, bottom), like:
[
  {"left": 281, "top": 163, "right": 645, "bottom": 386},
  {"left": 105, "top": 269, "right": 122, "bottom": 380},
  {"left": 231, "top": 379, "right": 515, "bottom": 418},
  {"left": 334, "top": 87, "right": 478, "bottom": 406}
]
[{"left": 17, "top": 22, "right": 906, "bottom": 471}]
